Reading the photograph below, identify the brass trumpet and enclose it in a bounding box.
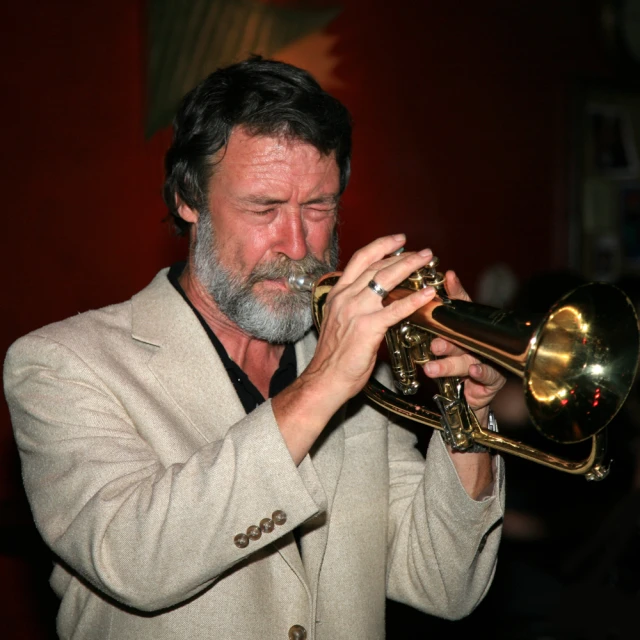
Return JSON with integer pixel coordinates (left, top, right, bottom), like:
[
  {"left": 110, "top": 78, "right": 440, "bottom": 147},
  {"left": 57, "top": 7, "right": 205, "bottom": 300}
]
[{"left": 289, "top": 257, "right": 640, "bottom": 480}]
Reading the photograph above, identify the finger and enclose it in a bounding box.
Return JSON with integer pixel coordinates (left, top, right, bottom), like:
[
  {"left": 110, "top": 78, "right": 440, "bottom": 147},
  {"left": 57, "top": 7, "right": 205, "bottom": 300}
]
[
  {"left": 430, "top": 337, "right": 467, "bottom": 358},
  {"left": 444, "top": 270, "right": 472, "bottom": 302},
  {"left": 368, "top": 250, "right": 417, "bottom": 273},
  {"left": 370, "top": 285, "right": 436, "bottom": 330},
  {"left": 462, "top": 380, "right": 501, "bottom": 413},
  {"left": 327, "top": 250, "right": 420, "bottom": 307},
  {"left": 339, "top": 234, "right": 407, "bottom": 286},
  {"left": 352, "top": 247, "right": 433, "bottom": 298},
  {"left": 423, "top": 353, "right": 480, "bottom": 379},
  {"left": 468, "top": 363, "right": 505, "bottom": 390}
]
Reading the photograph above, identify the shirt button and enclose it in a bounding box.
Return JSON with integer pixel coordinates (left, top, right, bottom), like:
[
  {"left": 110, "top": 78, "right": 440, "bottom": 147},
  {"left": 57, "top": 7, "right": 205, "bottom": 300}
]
[
  {"left": 288, "top": 625, "right": 307, "bottom": 640},
  {"left": 234, "top": 533, "right": 249, "bottom": 549},
  {"left": 247, "top": 525, "right": 262, "bottom": 541},
  {"left": 272, "top": 510, "right": 287, "bottom": 526},
  {"left": 260, "top": 518, "right": 275, "bottom": 533}
]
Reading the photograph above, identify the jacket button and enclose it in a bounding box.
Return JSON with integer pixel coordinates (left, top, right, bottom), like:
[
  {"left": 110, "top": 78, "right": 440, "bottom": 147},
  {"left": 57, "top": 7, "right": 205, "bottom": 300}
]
[
  {"left": 260, "top": 518, "right": 275, "bottom": 533},
  {"left": 288, "top": 625, "right": 307, "bottom": 640},
  {"left": 272, "top": 510, "right": 287, "bottom": 526},
  {"left": 247, "top": 525, "right": 262, "bottom": 541},
  {"left": 233, "top": 533, "right": 249, "bottom": 549}
]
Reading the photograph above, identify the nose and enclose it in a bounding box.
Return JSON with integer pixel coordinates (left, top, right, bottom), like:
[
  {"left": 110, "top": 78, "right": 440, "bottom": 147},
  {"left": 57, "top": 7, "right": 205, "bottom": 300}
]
[{"left": 275, "top": 210, "right": 307, "bottom": 261}]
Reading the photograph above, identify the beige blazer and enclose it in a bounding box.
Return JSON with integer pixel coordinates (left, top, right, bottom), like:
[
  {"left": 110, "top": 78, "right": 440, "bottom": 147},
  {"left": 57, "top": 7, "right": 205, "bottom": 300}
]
[{"left": 4, "top": 269, "right": 504, "bottom": 640}]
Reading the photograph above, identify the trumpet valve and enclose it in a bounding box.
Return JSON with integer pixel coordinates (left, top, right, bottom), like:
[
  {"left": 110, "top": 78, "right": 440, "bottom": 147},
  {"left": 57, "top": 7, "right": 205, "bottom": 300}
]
[
  {"left": 405, "top": 258, "right": 445, "bottom": 290},
  {"left": 393, "top": 376, "right": 420, "bottom": 396},
  {"left": 398, "top": 325, "right": 432, "bottom": 365}
]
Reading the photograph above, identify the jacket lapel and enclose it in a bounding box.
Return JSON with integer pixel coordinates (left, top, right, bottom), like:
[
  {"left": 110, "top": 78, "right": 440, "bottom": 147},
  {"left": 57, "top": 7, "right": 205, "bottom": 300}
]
[{"left": 130, "top": 269, "right": 246, "bottom": 443}]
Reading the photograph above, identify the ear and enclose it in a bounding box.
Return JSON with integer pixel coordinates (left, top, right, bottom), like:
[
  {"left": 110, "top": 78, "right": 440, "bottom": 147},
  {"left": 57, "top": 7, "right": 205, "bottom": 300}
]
[{"left": 176, "top": 195, "right": 199, "bottom": 225}]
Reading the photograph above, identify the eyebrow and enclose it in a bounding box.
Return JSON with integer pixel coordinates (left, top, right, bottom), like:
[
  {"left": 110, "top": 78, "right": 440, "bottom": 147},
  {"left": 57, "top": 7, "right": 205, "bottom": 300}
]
[
  {"left": 303, "top": 195, "right": 340, "bottom": 206},
  {"left": 240, "top": 194, "right": 340, "bottom": 206}
]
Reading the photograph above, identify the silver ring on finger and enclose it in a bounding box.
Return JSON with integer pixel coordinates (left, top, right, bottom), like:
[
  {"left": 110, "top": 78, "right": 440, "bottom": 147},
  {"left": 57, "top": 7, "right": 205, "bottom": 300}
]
[{"left": 367, "top": 279, "right": 388, "bottom": 298}]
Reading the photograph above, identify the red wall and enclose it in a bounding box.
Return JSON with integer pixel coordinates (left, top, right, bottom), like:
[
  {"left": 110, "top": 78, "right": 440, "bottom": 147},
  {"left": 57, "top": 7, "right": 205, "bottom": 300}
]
[{"left": 0, "top": 0, "right": 618, "bottom": 636}]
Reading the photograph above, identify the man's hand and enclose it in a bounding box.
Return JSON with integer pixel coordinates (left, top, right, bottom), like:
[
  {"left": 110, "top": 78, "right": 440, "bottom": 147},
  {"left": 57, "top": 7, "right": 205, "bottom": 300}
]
[
  {"left": 411, "top": 270, "right": 505, "bottom": 499},
  {"left": 422, "top": 270, "right": 506, "bottom": 428},
  {"left": 306, "top": 234, "right": 437, "bottom": 403},
  {"left": 272, "top": 234, "right": 436, "bottom": 464}
]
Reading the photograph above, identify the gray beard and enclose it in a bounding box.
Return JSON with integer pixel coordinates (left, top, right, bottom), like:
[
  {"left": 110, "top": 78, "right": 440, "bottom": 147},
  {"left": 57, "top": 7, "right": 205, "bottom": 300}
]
[{"left": 192, "top": 211, "right": 339, "bottom": 343}]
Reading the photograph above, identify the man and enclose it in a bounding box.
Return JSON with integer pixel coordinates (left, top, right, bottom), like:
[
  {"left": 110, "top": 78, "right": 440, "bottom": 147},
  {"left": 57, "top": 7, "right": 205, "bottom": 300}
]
[{"left": 4, "top": 57, "right": 505, "bottom": 639}]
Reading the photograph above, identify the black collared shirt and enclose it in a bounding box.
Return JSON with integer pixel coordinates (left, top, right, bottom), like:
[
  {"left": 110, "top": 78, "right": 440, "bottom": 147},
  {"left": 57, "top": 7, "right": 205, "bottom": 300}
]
[{"left": 167, "top": 263, "right": 297, "bottom": 412}]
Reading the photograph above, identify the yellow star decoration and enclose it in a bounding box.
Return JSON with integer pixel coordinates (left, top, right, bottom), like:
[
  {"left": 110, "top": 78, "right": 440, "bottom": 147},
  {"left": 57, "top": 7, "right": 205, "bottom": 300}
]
[
  {"left": 146, "top": 0, "right": 343, "bottom": 137},
  {"left": 274, "top": 32, "right": 343, "bottom": 91}
]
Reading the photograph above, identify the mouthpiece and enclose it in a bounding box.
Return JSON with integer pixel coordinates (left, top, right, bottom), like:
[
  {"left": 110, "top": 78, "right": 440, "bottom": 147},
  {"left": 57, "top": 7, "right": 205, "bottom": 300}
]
[{"left": 287, "top": 273, "right": 315, "bottom": 292}]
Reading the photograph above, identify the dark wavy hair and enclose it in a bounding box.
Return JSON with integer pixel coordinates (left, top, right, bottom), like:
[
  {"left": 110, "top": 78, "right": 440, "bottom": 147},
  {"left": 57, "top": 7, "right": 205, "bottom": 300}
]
[{"left": 163, "top": 55, "right": 353, "bottom": 235}]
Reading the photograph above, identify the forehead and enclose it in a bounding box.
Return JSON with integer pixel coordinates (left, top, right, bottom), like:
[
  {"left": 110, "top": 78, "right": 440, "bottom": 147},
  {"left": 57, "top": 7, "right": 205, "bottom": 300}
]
[{"left": 211, "top": 128, "right": 339, "bottom": 189}]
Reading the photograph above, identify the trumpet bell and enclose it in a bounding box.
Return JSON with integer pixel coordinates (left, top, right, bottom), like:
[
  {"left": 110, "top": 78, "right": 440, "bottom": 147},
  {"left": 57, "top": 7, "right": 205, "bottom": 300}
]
[{"left": 526, "top": 283, "right": 639, "bottom": 444}]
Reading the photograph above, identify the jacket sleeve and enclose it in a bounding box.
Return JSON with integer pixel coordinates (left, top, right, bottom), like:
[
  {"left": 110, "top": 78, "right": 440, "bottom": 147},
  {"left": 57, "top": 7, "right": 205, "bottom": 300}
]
[
  {"left": 385, "top": 417, "right": 505, "bottom": 620},
  {"left": 4, "top": 333, "right": 326, "bottom": 612}
]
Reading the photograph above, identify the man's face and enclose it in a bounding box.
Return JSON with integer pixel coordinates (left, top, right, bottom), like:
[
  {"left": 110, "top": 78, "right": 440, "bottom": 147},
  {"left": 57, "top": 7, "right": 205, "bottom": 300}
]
[{"left": 189, "top": 128, "right": 341, "bottom": 343}]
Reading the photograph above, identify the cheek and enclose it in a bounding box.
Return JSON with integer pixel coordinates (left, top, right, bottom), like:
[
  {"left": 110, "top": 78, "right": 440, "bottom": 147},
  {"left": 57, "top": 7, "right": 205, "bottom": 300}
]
[
  {"left": 306, "top": 218, "right": 336, "bottom": 259},
  {"left": 223, "top": 233, "right": 274, "bottom": 273}
]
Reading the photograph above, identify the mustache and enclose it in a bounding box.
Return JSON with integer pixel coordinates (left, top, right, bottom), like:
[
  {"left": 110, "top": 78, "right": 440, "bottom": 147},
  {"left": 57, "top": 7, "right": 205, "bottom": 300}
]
[{"left": 245, "top": 254, "right": 334, "bottom": 287}]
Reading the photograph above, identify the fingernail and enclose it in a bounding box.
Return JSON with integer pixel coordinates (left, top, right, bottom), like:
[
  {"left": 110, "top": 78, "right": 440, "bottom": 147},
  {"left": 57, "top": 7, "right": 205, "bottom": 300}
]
[
  {"left": 424, "top": 362, "right": 437, "bottom": 375},
  {"left": 470, "top": 364, "right": 482, "bottom": 377},
  {"left": 392, "top": 233, "right": 406, "bottom": 242},
  {"left": 418, "top": 248, "right": 432, "bottom": 257}
]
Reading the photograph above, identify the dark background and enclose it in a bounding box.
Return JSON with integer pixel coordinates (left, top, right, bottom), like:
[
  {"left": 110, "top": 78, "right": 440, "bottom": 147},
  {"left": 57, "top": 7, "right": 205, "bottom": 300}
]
[{"left": 0, "top": 1, "right": 635, "bottom": 638}]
